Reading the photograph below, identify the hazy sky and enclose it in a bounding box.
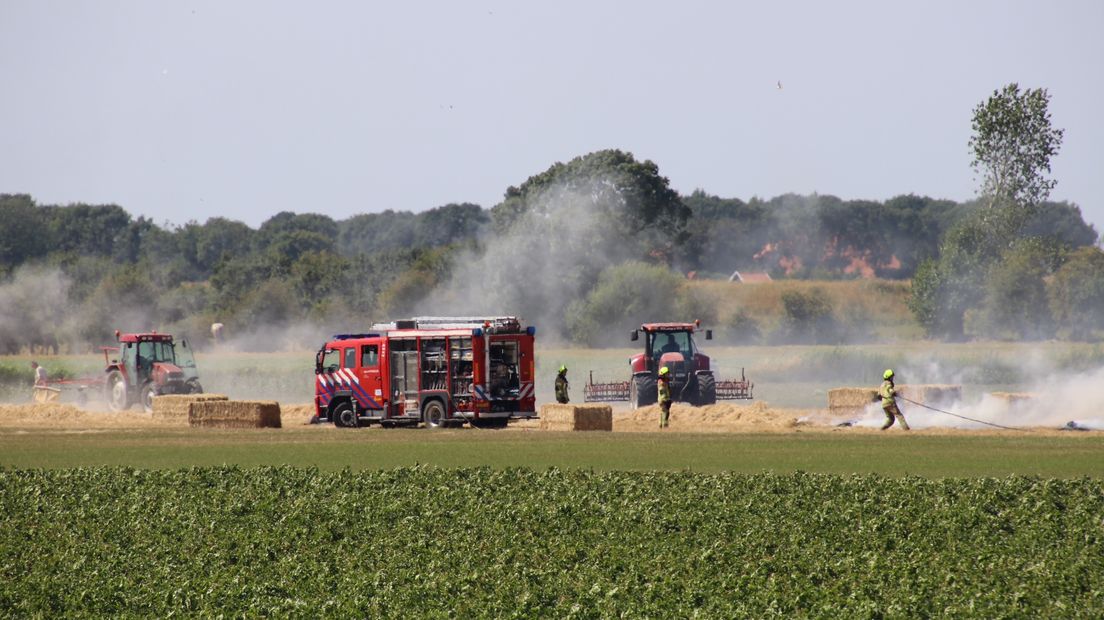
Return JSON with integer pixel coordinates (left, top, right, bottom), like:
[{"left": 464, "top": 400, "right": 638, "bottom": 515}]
[{"left": 3, "top": 1, "right": 1102, "bottom": 232}]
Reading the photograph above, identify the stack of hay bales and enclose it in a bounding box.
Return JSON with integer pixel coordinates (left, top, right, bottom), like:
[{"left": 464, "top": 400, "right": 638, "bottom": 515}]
[
  {"left": 188, "top": 400, "right": 282, "bottom": 429},
  {"left": 539, "top": 403, "right": 612, "bottom": 431},
  {"left": 828, "top": 385, "right": 962, "bottom": 419},
  {"left": 152, "top": 394, "right": 229, "bottom": 422}
]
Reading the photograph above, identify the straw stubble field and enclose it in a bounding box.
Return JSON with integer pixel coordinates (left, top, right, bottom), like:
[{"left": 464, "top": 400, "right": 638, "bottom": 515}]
[{"left": 1, "top": 342, "right": 1102, "bottom": 474}]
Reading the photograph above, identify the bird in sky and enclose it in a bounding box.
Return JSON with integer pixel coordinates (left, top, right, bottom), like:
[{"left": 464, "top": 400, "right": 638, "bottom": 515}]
[{"left": 777, "top": 80, "right": 783, "bottom": 90}]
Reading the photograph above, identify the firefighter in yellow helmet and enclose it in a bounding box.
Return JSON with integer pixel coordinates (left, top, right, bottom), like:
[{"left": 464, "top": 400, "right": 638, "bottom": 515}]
[
  {"left": 658, "top": 366, "right": 673, "bottom": 429},
  {"left": 554, "top": 365, "right": 569, "bottom": 404},
  {"left": 879, "top": 369, "right": 909, "bottom": 431}
]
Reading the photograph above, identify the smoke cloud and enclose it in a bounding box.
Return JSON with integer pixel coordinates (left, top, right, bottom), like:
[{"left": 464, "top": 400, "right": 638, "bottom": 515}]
[
  {"left": 848, "top": 365, "right": 1104, "bottom": 431},
  {"left": 0, "top": 266, "right": 73, "bottom": 354},
  {"left": 418, "top": 176, "right": 642, "bottom": 343}
]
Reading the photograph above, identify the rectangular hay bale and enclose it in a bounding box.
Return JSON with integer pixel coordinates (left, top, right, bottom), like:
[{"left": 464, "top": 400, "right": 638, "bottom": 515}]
[
  {"left": 152, "top": 394, "right": 229, "bottom": 421},
  {"left": 188, "top": 400, "right": 281, "bottom": 429},
  {"left": 989, "top": 392, "right": 1037, "bottom": 406},
  {"left": 539, "top": 403, "right": 612, "bottom": 431},
  {"left": 898, "top": 384, "right": 962, "bottom": 407},
  {"left": 827, "top": 387, "right": 878, "bottom": 409}
]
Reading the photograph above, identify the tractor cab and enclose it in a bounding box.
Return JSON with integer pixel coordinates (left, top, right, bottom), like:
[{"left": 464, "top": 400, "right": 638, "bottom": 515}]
[{"left": 630, "top": 322, "right": 712, "bottom": 377}]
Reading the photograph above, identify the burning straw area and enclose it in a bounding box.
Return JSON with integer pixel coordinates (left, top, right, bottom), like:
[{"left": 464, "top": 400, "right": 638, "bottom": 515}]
[{"left": 828, "top": 384, "right": 961, "bottom": 420}]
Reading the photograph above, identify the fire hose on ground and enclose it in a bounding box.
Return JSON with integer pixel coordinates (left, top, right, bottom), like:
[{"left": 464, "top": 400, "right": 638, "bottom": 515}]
[{"left": 897, "top": 396, "right": 1031, "bottom": 432}]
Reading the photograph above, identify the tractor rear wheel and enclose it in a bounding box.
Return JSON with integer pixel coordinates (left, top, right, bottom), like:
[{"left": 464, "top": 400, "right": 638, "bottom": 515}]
[
  {"left": 105, "top": 371, "right": 129, "bottom": 412},
  {"left": 185, "top": 379, "right": 203, "bottom": 394},
  {"left": 696, "top": 373, "right": 717, "bottom": 406},
  {"left": 139, "top": 382, "right": 157, "bottom": 413},
  {"left": 423, "top": 400, "right": 446, "bottom": 429},
  {"left": 332, "top": 401, "right": 358, "bottom": 428},
  {"left": 630, "top": 374, "right": 657, "bottom": 410}
]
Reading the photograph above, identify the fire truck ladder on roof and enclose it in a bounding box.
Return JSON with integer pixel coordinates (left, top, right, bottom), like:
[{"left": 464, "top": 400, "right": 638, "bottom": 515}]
[{"left": 371, "top": 316, "right": 522, "bottom": 332}]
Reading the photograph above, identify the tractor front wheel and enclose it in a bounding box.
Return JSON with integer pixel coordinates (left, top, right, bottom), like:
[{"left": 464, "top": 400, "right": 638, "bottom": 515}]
[
  {"left": 630, "top": 374, "right": 658, "bottom": 410},
  {"left": 696, "top": 373, "right": 717, "bottom": 406},
  {"left": 105, "top": 371, "right": 129, "bottom": 412},
  {"left": 139, "top": 382, "right": 157, "bottom": 413},
  {"left": 185, "top": 379, "right": 203, "bottom": 394}
]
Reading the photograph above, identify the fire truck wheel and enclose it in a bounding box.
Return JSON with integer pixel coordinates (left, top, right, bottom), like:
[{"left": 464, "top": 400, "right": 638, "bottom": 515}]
[
  {"left": 332, "top": 401, "right": 358, "bottom": 428},
  {"left": 105, "top": 371, "right": 129, "bottom": 412},
  {"left": 422, "top": 400, "right": 446, "bottom": 429},
  {"left": 139, "top": 382, "right": 157, "bottom": 413}
]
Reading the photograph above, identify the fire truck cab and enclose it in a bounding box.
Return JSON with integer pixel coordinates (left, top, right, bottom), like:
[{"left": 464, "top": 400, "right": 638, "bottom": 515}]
[{"left": 314, "top": 316, "right": 537, "bottom": 429}]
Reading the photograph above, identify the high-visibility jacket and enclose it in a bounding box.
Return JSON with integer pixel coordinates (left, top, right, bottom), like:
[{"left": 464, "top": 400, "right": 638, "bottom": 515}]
[
  {"left": 555, "top": 373, "right": 569, "bottom": 404},
  {"left": 879, "top": 380, "right": 896, "bottom": 409},
  {"left": 658, "top": 377, "right": 672, "bottom": 403}
]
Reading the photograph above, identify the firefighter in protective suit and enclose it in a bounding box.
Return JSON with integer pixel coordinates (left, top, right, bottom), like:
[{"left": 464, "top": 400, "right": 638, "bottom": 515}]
[
  {"left": 879, "top": 369, "right": 910, "bottom": 431},
  {"left": 658, "top": 366, "right": 673, "bottom": 428},
  {"left": 554, "top": 365, "right": 570, "bottom": 404}
]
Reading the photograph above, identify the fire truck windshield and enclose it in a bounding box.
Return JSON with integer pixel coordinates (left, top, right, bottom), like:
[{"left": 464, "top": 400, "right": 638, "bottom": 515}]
[{"left": 318, "top": 348, "right": 340, "bottom": 373}]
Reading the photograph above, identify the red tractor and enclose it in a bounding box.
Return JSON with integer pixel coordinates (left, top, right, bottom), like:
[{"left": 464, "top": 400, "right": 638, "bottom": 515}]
[
  {"left": 584, "top": 321, "right": 753, "bottom": 408},
  {"left": 103, "top": 331, "right": 203, "bottom": 412}
]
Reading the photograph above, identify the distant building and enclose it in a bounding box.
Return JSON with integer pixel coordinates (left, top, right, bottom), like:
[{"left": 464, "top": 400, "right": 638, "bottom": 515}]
[{"left": 728, "top": 271, "right": 773, "bottom": 283}]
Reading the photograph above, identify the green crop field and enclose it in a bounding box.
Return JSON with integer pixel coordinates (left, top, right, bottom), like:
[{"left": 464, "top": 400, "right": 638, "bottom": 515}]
[
  {"left": 2, "top": 341, "right": 1102, "bottom": 616},
  {"left": 1, "top": 428, "right": 1102, "bottom": 477},
  {"left": 1, "top": 468, "right": 1101, "bottom": 617}
]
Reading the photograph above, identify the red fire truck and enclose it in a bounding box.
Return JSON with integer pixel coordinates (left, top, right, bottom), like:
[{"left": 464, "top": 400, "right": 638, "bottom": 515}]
[{"left": 314, "top": 316, "right": 537, "bottom": 428}]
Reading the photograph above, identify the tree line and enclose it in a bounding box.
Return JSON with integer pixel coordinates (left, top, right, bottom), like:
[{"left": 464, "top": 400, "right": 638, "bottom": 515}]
[{"left": 1, "top": 84, "right": 1101, "bottom": 350}]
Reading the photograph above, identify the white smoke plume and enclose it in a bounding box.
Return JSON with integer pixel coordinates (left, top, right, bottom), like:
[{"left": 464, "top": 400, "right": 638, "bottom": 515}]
[
  {"left": 418, "top": 176, "right": 645, "bottom": 343},
  {"left": 0, "top": 266, "right": 73, "bottom": 354},
  {"left": 849, "top": 365, "right": 1104, "bottom": 431}
]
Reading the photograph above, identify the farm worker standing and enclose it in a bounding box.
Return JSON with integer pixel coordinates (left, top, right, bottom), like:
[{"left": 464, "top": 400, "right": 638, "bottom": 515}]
[
  {"left": 879, "top": 369, "right": 909, "bottom": 431},
  {"left": 30, "top": 361, "right": 58, "bottom": 403},
  {"left": 555, "top": 365, "right": 570, "bottom": 404},
  {"left": 30, "top": 361, "right": 47, "bottom": 387},
  {"left": 658, "top": 366, "right": 673, "bottom": 429}
]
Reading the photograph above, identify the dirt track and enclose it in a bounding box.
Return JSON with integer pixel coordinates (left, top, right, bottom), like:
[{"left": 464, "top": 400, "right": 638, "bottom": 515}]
[{"left": 0, "top": 401, "right": 1095, "bottom": 437}]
